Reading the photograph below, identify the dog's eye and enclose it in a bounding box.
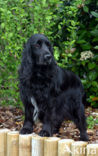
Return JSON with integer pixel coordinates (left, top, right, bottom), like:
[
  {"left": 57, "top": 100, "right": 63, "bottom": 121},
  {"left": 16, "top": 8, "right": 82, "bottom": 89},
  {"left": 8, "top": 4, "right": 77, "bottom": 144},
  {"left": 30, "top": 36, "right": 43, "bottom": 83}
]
[
  {"left": 37, "top": 40, "right": 42, "bottom": 45},
  {"left": 46, "top": 42, "right": 50, "bottom": 47},
  {"left": 34, "top": 40, "right": 42, "bottom": 48},
  {"left": 34, "top": 44, "right": 40, "bottom": 48}
]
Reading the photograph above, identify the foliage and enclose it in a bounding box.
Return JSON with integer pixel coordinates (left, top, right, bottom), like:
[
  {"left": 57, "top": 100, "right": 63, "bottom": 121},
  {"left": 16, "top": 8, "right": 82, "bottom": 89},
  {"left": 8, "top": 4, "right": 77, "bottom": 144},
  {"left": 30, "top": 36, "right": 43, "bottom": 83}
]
[
  {"left": 0, "top": 0, "right": 98, "bottom": 107},
  {"left": 87, "top": 115, "right": 98, "bottom": 129},
  {"left": 52, "top": 0, "right": 98, "bottom": 107}
]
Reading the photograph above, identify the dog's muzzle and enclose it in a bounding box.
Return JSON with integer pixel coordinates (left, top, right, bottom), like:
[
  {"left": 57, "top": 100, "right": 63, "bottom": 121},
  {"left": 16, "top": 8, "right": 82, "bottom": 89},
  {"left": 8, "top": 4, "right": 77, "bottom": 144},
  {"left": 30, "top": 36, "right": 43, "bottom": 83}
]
[{"left": 43, "top": 53, "right": 52, "bottom": 64}]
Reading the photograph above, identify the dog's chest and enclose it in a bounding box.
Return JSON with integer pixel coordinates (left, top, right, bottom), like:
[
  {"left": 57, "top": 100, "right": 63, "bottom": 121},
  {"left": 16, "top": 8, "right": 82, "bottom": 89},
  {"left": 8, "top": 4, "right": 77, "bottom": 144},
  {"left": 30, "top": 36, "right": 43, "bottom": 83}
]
[
  {"left": 32, "top": 83, "right": 50, "bottom": 100},
  {"left": 31, "top": 97, "right": 38, "bottom": 121}
]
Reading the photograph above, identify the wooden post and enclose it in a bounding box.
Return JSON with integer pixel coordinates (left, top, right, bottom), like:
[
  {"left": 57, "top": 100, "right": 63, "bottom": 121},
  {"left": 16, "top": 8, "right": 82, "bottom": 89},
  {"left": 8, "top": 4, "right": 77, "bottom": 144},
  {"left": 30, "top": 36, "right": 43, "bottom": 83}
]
[
  {"left": 19, "top": 134, "right": 32, "bottom": 156},
  {"left": 71, "top": 141, "right": 88, "bottom": 156},
  {"left": 32, "top": 134, "right": 46, "bottom": 156},
  {"left": 58, "top": 139, "right": 74, "bottom": 156},
  {"left": 44, "top": 137, "right": 60, "bottom": 156},
  {"left": 7, "top": 131, "right": 19, "bottom": 156},
  {"left": 0, "top": 129, "right": 10, "bottom": 156},
  {"left": 86, "top": 144, "right": 98, "bottom": 156}
]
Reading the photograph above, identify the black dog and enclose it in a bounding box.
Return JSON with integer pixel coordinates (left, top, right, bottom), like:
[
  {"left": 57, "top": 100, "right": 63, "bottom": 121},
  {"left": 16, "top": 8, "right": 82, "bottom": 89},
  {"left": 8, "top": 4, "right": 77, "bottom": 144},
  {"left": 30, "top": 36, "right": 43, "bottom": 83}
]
[{"left": 19, "top": 34, "right": 88, "bottom": 141}]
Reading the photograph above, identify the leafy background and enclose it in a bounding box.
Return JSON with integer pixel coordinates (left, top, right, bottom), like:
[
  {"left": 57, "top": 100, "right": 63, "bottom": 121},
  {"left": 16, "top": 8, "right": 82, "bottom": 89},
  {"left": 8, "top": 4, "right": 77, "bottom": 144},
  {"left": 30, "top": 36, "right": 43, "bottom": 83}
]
[{"left": 0, "top": 0, "right": 98, "bottom": 108}]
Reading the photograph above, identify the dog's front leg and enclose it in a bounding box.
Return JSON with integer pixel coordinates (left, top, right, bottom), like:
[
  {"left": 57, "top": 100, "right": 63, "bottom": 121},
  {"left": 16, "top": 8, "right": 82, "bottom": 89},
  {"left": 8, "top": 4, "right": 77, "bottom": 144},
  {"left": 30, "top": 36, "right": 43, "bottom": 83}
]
[
  {"left": 20, "top": 103, "right": 34, "bottom": 134},
  {"left": 39, "top": 115, "right": 52, "bottom": 137}
]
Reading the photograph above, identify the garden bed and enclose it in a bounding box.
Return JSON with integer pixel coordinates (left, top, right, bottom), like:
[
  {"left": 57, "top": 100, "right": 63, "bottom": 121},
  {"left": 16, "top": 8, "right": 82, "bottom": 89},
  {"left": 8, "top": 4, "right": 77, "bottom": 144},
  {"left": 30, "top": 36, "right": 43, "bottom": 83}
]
[{"left": 0, "top": 106, "right": 97, "bottom": 144}]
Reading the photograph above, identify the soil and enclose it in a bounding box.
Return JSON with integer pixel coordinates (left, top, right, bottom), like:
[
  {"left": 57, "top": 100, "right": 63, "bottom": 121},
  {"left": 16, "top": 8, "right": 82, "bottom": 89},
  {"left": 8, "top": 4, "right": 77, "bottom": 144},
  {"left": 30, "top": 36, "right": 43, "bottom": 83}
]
[{"left": 0, "top": 106, "right": 98, "bottom": 143}]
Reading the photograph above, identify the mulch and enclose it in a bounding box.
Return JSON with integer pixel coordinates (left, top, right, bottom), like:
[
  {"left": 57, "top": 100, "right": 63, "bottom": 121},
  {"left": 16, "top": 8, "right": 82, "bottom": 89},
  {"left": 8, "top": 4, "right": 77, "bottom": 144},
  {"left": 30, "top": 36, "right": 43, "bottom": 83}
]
[{"left": 0, "top": 106, "right": 98, "bottom": 144}]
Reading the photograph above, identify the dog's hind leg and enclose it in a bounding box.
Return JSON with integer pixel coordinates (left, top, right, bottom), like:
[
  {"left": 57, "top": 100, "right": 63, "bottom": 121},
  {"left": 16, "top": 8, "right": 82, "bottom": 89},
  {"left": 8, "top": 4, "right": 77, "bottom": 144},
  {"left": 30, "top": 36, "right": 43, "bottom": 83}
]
[{"left": 72, "top": 104, "right": 89, "bottom": 141}]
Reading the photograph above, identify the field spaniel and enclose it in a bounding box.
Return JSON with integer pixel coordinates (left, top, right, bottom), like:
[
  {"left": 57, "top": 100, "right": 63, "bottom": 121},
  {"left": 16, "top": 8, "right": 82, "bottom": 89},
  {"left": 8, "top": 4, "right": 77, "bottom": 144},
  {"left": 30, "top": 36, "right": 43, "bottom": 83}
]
[{"left": 19, "top": 34, "right": 88, "bottom": 141}]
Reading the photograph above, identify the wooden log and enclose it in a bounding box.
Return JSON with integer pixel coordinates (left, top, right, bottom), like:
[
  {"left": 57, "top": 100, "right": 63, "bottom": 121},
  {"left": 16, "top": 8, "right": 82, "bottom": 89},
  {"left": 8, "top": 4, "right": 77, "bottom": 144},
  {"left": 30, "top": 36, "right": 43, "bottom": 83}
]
[
  {"left": 32, "top": 134, "right": 47, "bottom": 156},
  {"left": 44, "top": 137, "right": 60, "bottom": 156},
  {"left": 0, "top": 129, "right": 10, "bottom": 156},
  {"left": 58, "top": 139, "right": 74, "bottom": 156},
  {"left": 71, "top": 141, "right": 88, "bottom": 156},
  {"left": 7, "top": 131, "right": 19, "bottom": 156},
  {"left": 19, "top": 134, "right": 32, "bottom": 156},
  {"left": 86, "top": 144, "right": 98, "bottom": 156}
]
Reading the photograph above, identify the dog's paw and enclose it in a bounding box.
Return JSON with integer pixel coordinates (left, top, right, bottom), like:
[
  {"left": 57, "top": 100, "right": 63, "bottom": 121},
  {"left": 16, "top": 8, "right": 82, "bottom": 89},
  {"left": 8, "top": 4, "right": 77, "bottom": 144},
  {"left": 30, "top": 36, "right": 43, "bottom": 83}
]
[
  {"left": 80, "top": 134, "right": 89, "bottom": 141},
  {"left": 20, "top": 127, "right": 33, "bottom": 134},
  {"left": 39, "top": 130, "right": 50, "bottom": 137}
]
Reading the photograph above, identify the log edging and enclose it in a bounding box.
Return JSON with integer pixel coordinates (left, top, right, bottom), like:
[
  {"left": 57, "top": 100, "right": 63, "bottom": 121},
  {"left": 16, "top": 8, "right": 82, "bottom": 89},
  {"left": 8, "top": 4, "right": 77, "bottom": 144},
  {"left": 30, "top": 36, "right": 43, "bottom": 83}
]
[{"left": 0, "top": 129, "right": 98, "bottom": 156}]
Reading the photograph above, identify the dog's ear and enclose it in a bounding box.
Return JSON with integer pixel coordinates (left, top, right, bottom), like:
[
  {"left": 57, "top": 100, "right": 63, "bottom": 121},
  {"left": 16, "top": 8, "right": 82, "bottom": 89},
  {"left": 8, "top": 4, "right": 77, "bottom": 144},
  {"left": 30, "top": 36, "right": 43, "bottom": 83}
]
[
  {"left": 19, "top": 39, "right": 34, "bottom": 81},
  {"left": 22, "top": 40, "right": 33, "bottom": 65}
]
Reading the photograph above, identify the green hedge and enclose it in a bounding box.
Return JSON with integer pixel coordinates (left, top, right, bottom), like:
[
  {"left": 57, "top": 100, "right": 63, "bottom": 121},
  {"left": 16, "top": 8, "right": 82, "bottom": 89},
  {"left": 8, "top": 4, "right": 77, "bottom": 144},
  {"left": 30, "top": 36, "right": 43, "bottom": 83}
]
[{"left": 0, "top": 0, "right": 98, "bottom": 107}]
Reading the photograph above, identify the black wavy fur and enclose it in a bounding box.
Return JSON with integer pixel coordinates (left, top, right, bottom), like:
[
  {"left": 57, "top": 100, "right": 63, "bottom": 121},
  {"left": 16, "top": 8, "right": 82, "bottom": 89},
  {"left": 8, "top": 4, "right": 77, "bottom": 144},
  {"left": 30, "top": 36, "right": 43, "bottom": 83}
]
[{"left": 19, "top": 34, "right": 88, "bottom": 141}]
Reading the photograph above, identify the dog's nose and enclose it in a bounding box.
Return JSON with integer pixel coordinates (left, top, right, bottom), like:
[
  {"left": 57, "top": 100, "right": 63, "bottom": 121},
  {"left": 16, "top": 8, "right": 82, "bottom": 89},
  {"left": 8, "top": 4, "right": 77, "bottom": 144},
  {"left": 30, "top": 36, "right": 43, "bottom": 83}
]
[{"left": 44, "top": 53, "right": 52, "bottom": 64}]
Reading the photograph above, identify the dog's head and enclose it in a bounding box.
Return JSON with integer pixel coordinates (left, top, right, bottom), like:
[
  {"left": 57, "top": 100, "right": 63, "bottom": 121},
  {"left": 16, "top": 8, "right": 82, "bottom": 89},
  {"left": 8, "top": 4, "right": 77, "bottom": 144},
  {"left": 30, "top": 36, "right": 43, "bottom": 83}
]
[{"left": 24, "top": 34, "right": 55, "bottom": 66}]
